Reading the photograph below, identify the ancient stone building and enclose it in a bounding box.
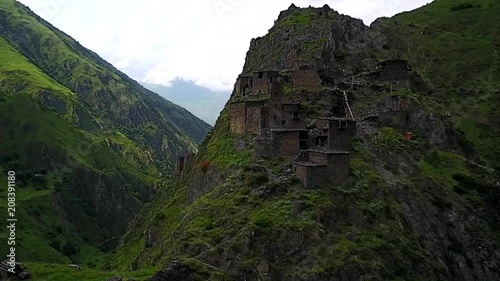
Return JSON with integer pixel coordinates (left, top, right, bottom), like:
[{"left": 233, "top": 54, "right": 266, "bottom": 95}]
[
  {"left": 229, "top": 101, "right": 269, "bottom": 136},
  {"left": 292, "top": 65, "right": 323, "bottom": 88},
  {"left": 292, "top": 118, "right": 357, "bottom": 188},
  {"left": 254, "top": 129, "right": 309, "bottom": 159},
  {"left": 378, "top": 60, "right": 409, "bottom": 81},
  {"left": 282, "top": 103, "right": 306, "bottom": 129},
  {"left": 293, "top": 150, "right": 351, "bottom": 189},
  {"left": 230, "top": 75, "right": 307, "bottom": 136},
  {"left": 315, "top": 118, "right": 357, "bottom": 151},
  {"left": 234, "top": 75, "right": 252, "bottom": 96},
  {"left": 252, "top": 71, "right": 282, "bottom": 94},
  {"left": 269, "top": 80, "right": 285, "bottom": 129},
  {"left": 376, "top": 96, "right": 409, "bottom": 128}
]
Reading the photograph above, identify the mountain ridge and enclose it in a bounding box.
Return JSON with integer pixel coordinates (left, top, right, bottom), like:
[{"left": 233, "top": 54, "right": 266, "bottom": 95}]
[
  {"left": 0, "top": 0, "right": 211, "bottom": 267},
  {"left": 109, "top": 1, "right": 500, "bottom": 281}
]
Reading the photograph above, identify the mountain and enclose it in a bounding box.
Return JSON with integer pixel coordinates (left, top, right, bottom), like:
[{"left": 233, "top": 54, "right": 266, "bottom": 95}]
[
  {"left": 108, "top": 1, "right": 500, "bottom": 281},
  {"left": 144, "top": 80, "right": 231, "bottom": 125},
  {"left": 0, "top": 0, "right": 210, "bottom": 266}
]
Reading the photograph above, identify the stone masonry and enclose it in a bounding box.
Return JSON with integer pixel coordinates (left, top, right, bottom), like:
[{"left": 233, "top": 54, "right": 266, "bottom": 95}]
[
  {"left": 294, "top": 149, "right": 351, "bottom": 189},
  {"left": 229, "top": 59, "right": 401, "bottom": 188}
]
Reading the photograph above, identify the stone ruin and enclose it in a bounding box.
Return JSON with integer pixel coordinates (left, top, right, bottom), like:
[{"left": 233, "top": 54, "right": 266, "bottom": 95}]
[
  {"left": 229, "top": 68, "right": 357, "bottom": 188},
  {"left": 376, "top": 95, "right": 409, "bottom": 128},
  {"left": 293, "top": 118, "right": 356, "bottom": 189},
  {"left": 227, "top": 59, "right": 411, "bottom": 188}
]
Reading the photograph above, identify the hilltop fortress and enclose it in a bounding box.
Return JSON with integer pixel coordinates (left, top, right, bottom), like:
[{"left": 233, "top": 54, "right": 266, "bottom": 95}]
[
  {"left": 174, "top": 59, "right": 411, "bottom": 188},
  {"left": 227, "top": 60, "right": 410, "bottom": 188}
]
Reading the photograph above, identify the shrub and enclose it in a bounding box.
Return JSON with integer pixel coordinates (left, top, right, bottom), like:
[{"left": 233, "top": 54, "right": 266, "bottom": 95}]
[
  {"left": 450, "top": 3, "right": 482, "bottom": 11},
  {"left": 253, "top": 215, "right": 273, "bottom": 228},
  {"left": 199, "top": 160, "right": 210, "bottom": 173},
  {"left": 249, "top": 172, "right": 269, "bottom": 186}
]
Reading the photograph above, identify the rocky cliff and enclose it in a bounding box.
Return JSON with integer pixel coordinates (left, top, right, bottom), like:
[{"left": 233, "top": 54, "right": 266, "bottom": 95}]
[{"left": 110, "top": 1, "right": 500, "bottom": 280}]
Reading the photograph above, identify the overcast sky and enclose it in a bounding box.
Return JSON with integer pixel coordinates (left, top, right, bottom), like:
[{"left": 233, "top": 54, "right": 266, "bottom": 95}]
[{"left": 18, "top": 0, "right": 431, "bottom": 92}]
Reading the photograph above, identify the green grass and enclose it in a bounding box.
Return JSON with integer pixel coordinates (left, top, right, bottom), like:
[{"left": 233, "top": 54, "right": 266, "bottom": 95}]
[
  {"left": 278, "top": 10, "right": 317, "bottom": 27},
  {"left": 383, "top": 0, "right": 500, "bottom": 168},
  {"left": 201, "top": 107, "right": 252, "bottom": 168},
  {"left": 24, "top": 263, "right": 158, "bottom": 281}
]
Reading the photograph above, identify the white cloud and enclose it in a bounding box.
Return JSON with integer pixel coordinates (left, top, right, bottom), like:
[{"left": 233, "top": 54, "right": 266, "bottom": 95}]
[{"left": 18, "top": 0, "right": 431, "bottom": 92}]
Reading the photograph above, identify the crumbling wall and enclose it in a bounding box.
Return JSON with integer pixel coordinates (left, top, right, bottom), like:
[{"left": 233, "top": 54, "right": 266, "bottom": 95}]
[
  {"left": 253, "top": 137, "right": 275, "bottom": 159},
  {"left": 294, "top": 164, "right": 328, "bottom": 189},
  {"left": 252, "top": 71, "right": 280, "bottom": 94},
  {"left": 309, "top": 151, "right": 328, "bottom": 165},
  {"left": 269, "top": 81, "right": 284, "bottom": 128},
  {"left": 292, "top": 68, "right": 322, "bottom": 88},
  {"left": 246, "top": 102, "right": 265, "bottom": 135},
  {"left": 327, "top": 120, "right": 357, "bottom": 151},
  {"left": 282, "top": 104, "right": 306, "bottom": 129},
  {"left": 230, "top": 103, "right": 246, "bottom": 135},
  {"left": 272, "top": 130, "right": 301, "bottom": 156},
  {"left": 234, "top": 76, "right": 251, "bottom": 96}
]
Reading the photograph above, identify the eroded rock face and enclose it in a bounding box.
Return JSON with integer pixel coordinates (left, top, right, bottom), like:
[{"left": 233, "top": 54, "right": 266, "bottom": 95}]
[{"left": 243, "top": 5, "right": 389, "bottom": 76}]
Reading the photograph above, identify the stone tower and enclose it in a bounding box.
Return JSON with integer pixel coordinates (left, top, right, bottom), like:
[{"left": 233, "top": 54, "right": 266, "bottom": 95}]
[{"left": 269, "top": 80, "right": 284, "bottom": 128}]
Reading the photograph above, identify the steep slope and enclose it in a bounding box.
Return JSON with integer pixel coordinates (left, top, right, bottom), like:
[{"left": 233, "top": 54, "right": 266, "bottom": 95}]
[
  {"left": 109, "top": 2, "right": 499, "bottom": 281},
  {"left": 376, "top": 0, "right": 500, "bottom": 169},
  {"left": 0, "top": 0, "right": 210, "bottom": 266}
]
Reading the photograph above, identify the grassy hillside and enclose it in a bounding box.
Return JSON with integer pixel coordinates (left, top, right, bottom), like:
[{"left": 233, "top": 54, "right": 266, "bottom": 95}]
[
  {"left": 22, "top": 263, "right": 158, "bottom": 281},
  {"left": 379, "top": 0, "right": 500, "bottom": 168},
  {"left": 108, "top": 1, "right": 500, "bottom": 280},
  {"left": 0, "top": 0, "right": 210, "bottom": 267}
]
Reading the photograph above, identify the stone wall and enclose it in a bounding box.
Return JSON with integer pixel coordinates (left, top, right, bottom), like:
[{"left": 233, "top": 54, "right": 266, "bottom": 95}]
[
  {"left": 234, "top": 76, "right": 251, "bottom": 96},
  {"left": 272, "top": 130, "right": 301, "bottom": 156},
  {"left": 292, "top": 69, "right": 322, "bottom": 88},
  {"left": 253, "top": 137, "right": 274, "bottom": 159},
  {"left": 252, "top": 71, "right": 281, "bottom": 94},
  {"left": 246, "top": 102, "right": 265, "bottom": 135},
  {"left": 230, "top": 102, "right": 247, "bottom": 135},
  {"left": 294, "top": 164, "right": 328, "bottom": 189},
  {"left": 282, "top": 104, "right": 306, "bottom": 129},
  {"left": 309, "top": 150, "right": 328, "bottom": 165},
  {"left": 316, "top": 119, "right": 328, "bottom": 130},
  {"left": 327, "top": 119, "right": 356, "bottom": 151},
  {"left": 269, "top": 82, "right": 284, "bottom": 128},
  {"left": 294, "top": 150, "right": 351, "bottom": 189}
]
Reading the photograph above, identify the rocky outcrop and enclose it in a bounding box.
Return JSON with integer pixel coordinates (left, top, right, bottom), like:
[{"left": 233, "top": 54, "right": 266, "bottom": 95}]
[
  {"left": 116, "top": 3, "right": 500, "bottom": 281},
  {"left": 243, "top": 5, "right": 390, "bottom": 76},
  {"left": 149, "top": 261, "right": 198, "bottom": 281}
]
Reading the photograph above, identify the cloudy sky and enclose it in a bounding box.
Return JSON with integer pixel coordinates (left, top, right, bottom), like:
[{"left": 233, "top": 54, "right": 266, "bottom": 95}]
[{"left": 18, "top": 0, "right": 431, "bottom": 92}]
